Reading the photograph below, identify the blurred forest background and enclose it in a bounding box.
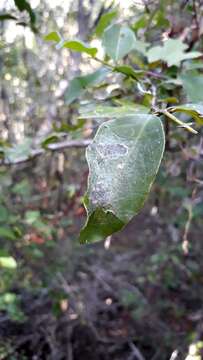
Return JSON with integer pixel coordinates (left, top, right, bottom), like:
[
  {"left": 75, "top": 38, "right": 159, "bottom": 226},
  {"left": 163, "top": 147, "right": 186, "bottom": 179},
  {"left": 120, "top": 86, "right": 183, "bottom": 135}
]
[{"left": 0, "top": 0, "right": 203, "bottom": 359}]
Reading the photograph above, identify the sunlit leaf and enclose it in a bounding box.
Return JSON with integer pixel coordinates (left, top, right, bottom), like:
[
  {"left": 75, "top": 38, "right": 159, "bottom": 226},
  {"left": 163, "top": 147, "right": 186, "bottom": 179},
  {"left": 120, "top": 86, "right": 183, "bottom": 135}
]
[
  {"left": 147, "top": 38, "right": 201, "bottom": 66},
  {"left": 95, "top": 9, "right": 117, "bottom": 36},
  {"left": 79, "top": 114, "right": 165, "bottom": 243},
  {"left": 133, "top": 15, "right": 148, "bottom": 31},
  {"left": 44, "top": 31, "right": 61, "bottom": 43},
  {"left": 0, "top": 256, "right": 17, "bottom": 269},
  {"left": 62, "top": 40, "right": 97, "bottom": 56},
  {"left": 102, "top": 23, "right": 136, "bottom": 61}
]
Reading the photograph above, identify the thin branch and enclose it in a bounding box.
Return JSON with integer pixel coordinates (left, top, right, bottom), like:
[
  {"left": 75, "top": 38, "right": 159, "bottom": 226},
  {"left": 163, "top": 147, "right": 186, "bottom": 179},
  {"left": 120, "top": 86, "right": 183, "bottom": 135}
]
[
  {"left": 128, "top": 342, "right": 146, "bottom": 360},
  {"left": 161, "top": 109, "right": 198, "bottom": 135},
  {"left": 1, "top": 139, "right": 91, "bottom": 165}
]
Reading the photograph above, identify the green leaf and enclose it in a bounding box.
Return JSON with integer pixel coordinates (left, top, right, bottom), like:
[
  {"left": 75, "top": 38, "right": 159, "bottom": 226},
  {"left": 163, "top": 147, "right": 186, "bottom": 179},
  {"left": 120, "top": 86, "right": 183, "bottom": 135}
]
[
  {"left": 102, "top": 24, "right": 136, "bottom": 62},
  {"left": 180, "top": 72, "right": 203, "bottom": 102},
  {"left": 133, "top": 15, "right": 148, "bottom": 31},
  {"left": 62, "top": 40, "right": 97, "bottom": 56},
  {"left": 0, "top": 205, "right": 9, "bottom": 223},
  {"left": 65, "top": 67, "right": 109, "bottom": 104},
  {"left": 147, "top": 38, "right": 201, "bottom": 67},
  {"left": 25, "top": 210, "right": 40, "bottom": 225},
  {"left": 0, "top": 14, "right": 18, "bottom": 21},
  {"left": 0, "top": 227, "right": 16, "bottom": 240},
  {"left": 41, "top": 134, "right": 60, "bottom": 148},
  {"left": 80, "top": 208, "right": 124, "bottom": 244},
  {"left": 79, "top": 104, "right": 149, "bottom": 118},
  {"left": 95, "top": 9, "right": 118, "bottom": 36},
  {"left": 44, "top": 31, "right": 61, "bottom": 43},
  {"left": 12, "top": 179, "right": 31, "bottom": 198},
  {"left": 79, "top": 114, "right": 165, "bottom": 243},
  {"left": 53, "top": 119, "right": 85, "bottom": 132},
  {"left": 114, "top": 65, "right": 144, "bottom": 79},
  {"left": 169, "top": 104, "right": 203, "bottom": 125},
  {"left": 0, "top": 256, "right": 17, "bottom": 269},
  {"left": 4, "top": 138, "right": 32, "bottom": 162},
  {"left": 184, "top": 61, "right": 203, "bottom": 71}
]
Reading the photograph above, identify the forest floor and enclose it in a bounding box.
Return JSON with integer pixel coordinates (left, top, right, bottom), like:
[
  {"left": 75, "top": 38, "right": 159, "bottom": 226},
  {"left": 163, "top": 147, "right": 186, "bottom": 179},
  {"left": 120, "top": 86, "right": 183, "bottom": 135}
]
[{"left": 1, "top": 207, "right": 203, "bottom": 360}]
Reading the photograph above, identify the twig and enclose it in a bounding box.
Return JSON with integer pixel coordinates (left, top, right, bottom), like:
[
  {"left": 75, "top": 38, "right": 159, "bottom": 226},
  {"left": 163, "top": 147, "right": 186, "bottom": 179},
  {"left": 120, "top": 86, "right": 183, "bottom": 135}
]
[
  {"left": 169, "top": 349, "right": 179, "bottom": 360},
  {"left": 1, "top": 139, "right": 91, "bottom": 165},
  {"left": 161, "top": 109, "right": 198, "bottom": 134},
  {"left": 128, "top": 342, "right": 146, "bottom": 360}
]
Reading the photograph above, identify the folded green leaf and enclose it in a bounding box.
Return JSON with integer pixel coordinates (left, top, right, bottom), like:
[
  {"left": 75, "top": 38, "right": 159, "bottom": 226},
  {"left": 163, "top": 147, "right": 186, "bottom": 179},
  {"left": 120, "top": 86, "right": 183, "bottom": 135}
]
[
  {"left": 114, "top": 65, "right": 144, "bottom": 79},
  {"left": 62, "top": 40, "right": 97, "bottom": 56},
  {"left": 79, "top": 114, "right": 165, "bottom": 243},
  {"left": 65, "top": 67, "right": 109, "bottom": 104},
  {"left": 169, "top": 104, "right": 203, "bottom": 125},
  {"left": 79, "top": 208, "right": 124, "bottom": 244},
  {"left": 102, "top": 23, "right": 136, "bottom": 62}
]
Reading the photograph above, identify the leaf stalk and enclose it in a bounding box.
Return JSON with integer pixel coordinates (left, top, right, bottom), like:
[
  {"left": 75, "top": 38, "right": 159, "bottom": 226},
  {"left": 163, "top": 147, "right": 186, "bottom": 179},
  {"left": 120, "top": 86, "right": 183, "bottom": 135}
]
[{"left": 161, "top": 109, "right": 198, "bottom": 134}]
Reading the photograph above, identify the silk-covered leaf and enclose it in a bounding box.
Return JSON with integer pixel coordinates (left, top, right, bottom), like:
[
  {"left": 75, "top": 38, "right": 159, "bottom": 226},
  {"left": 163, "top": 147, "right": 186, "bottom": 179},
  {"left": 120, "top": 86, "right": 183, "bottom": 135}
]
[
  {"left": 0, "top": 205, "right": 9, "bottom": 223},
  {"left": 102, "top": 23, "right": 136, "bottom": 61},
  {"left": 95, "top": 9, "right": 117, "bottom": 36},
  {"left": 65, "top": 67, "right": 110, "bottom": 104},
  {"left": 170, "top": 104, "right": 203, "bottom": 125},
  {"left": 180, "top": 72, "right": 203, "bottom": 102},
  {"left": 147, "top": 39, "right": 201, "bottom": 67},
  {"left": 79, "top": 114, "right": 165, "bottom": 243},
  {"left": 62, "top": 40, "right": 97, "bottom": 56},
  {"left": 79, "top": 104, "right": 149, "bottom": 118}
]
